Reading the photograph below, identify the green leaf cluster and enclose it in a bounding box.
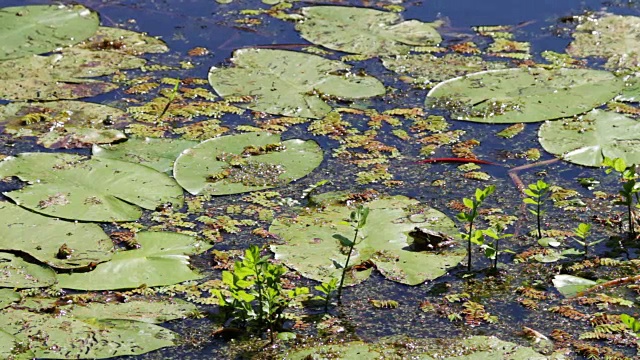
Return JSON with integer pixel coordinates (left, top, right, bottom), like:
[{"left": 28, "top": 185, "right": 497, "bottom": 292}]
[
  {"left": 523, "top": 180, "right": 550, "bottom": 239},
  {"left": 602, "top": 157, "right": 640, "bottom": 235},
  {"left": 456, "top": 185, "right": 496, "bottom": 271}
]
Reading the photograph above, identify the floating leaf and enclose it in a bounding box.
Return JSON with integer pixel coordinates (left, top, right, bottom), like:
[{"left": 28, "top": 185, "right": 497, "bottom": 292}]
[
  {"left": 67, "top": 299, "right": 197, "bottom": 323},
  {"left": 552, "top": 274, "right": 596, "bottom": 297},
  {"left": 0, "top": 49, "right": 145, "bottom": 101},
  {"left": 426, "top": 68, "right": 624, "bottom": 123},
  {"left": 208, "top": 48, "right": 385, "bottom": 118},
  {"left": 0, "top": 152, "right": 184, "bottom": 222},
  {"left": 0, "top": 289, "right": 20, "bottom": 310},
  {"left": 539, "top": 110, "right": 640, "bottom": 167},
  {"left": 93, "top": 137, "right": 198, "bottom": 174},
  {"left": 296, "top": 6, "right": 441, "bottom": 55},
  {"left": 270, "top": 194, "right": 464, "bottom": 286},
  {"left": 382, "top": 54, "right": 508, "bottom": 83},
  {"left": 57, "top": 232, "right": 212, "bottom": 290},
  {"left": 0, "top": 253, "right": 56, "bottom": 288},
  {"left": 567, "top": 15, "right": 640, "bottom": 70},
  {"left": 174, "top": 132, "right": 323, "bottom": 196},
  {"left": 0, "top": 202, "right": 112, "bottom": 269},
  {"left": 77, "top": 26, "right": 169, "bottom": 55},
  {"left": 0, "top": 301, "right": 179, "bottom": 359},
  {"left": 0, "top": 4, "right": 99, "bottom": 60},
  {"left": 0, "top": 329, "right": 34, "bottom": 360},
  {"left": 0, "top": 101, "right": 128, "bottom": 149}
]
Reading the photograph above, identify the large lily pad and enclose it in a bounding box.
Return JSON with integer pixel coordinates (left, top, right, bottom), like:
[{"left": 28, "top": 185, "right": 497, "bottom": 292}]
[
  {"left": 270, "top": 194, "right": 464, "bottom": 286},
  {"left": 0, "top": 329, "right": 34, "bottom": 360},
  {"left": 0, "top": 299, "right": 185, "bottom": 359},
  {"left": 0, "top": 289, "right": 21, "bottom": 310},
  {"left": 382, "top": 53, "right": 509, "bottom": 84},
  {"left": 0, "top": 4, "right": 99, "bottom": 60},
  {"left": 296, "top": 6, "right": 442, "bottom": 55},
  {"left": 0, "top": 152, "right": 184, "bottom": 222},
  {"left": 567, "top": 15, "right": 640, "bottom": 70},
  {"left": 93, "top": 137, "right": 198, "bottom": 174},
  {"left": 0, "top": 202, "right": 112, "bottom": 269},
  {"left": 67, "top": 298, "right": 196, "bottom": 323},
  {"left": 0, "top": 100, "right": 128, "bottom": 149},
  {"left": 0, "top": 49, "right": 145, "bottom": 101},
  {"left": 174, "top": 132, "right": 323, "bottom": 195},
  {"left": 208, "top": 48, "right": 385, "bottom": 118},
  {"left": 539, "top": 110, "right": 640, "bottom": 167},
  {"left": 57, "top": 232, "right": 212, "bottom": 290},
  {"left": 0, "top": 252, "right": 56, "bottom": 288},
  {"left": 426, "top": 67, "right": 624, "bottom": 123}
]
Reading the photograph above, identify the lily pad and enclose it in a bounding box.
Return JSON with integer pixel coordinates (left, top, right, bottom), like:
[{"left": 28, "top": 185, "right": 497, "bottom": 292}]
[
  {"left": 93, "top": 137, "right": 198, "bottom": 174},
  {"left": 0, "top": 202, "right": 112, "bottom": 269},
  {"left": 552, "top": 274, "right": 596, "bottom": 297},
  {"left": 382, "top": 53, "right": 509, "bottom": 83},
  {"left": 539, "top": 110, "right": 640, "bottom": 167},
  {"left": 77, "top": 26, "right": 169, "bottom": 55},
  {"left": 567, "top": 15, "right": 640, "bottom": 70},
  {"left": 0, "top": 49, "right": 145, "bottom": 101},
  {"left": 67, "top": 298, "right": 196, "bottom": 323},
  {"left": 426, "top": 67, "right": 624, "bottom": 123},
  {"left": 0, "top": 152, "right": 184, "bottom": 222},
  {"left": 208, "top": 48, "right": 385, "bottom": 118},
  {"left": 270, "top": 194, "right": 464, "bottom": 286},
  {"left": 0, "top": 252, "right": 56, "bottom": 288},
  {"left": 0, "top": 306, "right": 177, "bottom": 359},
  {"left": 0, "top": 289, "right": 21, "bottom": 310},
  {"left": 296, "top": 6, "right": 442, "bottom": 55},
  {"left": 0, "top": 4, "right": 99, "bottom": 60},
  {"left": 57, "top": 232, "right": 212, "bottom": 290},
  {"left": 174, "top": 132, "right": 323, "bottom": 196},
  {"left": 0, "top": 329, "right": 34, "bottom": 360},
  {"left": 0, "top": 101, "right": 128, "bottom": 149}
]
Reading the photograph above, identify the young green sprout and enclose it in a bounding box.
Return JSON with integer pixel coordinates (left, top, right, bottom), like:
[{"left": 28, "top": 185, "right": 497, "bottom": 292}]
[
  {"left": 336, "top": 204, "right": 369, "bottom": 305},
  {"left": 482, "top": 224, "right": 514, "bottom": 270},
  {"left": 602, "top": 157, "right": 639, "bottom": 236},
  {"left": 523, "top": 180, "right": 550, "bottom": 239},
  {"left": 457, "top": 185, "right": 495, "bottom": 272},
  {"left": 571, "top": 223, "right": 603, "bottom": 257},
  {"left": 314, "top": 278, "right": 338, "bottom": 312}
]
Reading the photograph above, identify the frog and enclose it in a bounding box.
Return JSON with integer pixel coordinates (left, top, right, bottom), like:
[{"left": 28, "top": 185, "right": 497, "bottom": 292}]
[{"left": 409, "top": 227, "right": 457, "bottom": 251}]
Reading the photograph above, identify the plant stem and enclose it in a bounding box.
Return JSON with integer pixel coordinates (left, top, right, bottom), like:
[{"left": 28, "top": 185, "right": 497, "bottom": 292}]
[
  {"left": 337, "top": 228, "right": 358, "bottom": 305},
  {"left": 536, "top": 200, "right": 542, "bottom": 239},
  {"left": 467, "top": 220, "right": 474, "bottom": 272}
]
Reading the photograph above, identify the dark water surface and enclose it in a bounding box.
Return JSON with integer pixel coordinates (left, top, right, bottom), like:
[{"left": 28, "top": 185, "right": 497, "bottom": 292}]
[{"left": 3, "top": 0, "right": 640, "bottom": 358}]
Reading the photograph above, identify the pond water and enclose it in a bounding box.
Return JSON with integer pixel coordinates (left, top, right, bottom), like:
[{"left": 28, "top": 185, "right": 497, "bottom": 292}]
[{"left": 3, "top": 0, "right": 640, "bottom": 359}]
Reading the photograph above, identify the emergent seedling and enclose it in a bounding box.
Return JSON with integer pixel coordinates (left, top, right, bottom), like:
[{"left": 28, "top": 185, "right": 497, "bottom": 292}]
[
  {"left": 571, "top": 223, "right": 603, "bottom": 257},
  {"left": 523, "top": 179, "right": 550, "bottom": 239},
  {"left": 603, "top": 157, "right": 639, "bottom": 236},
  {"left": 336, "top": 204, "right": 369, "bottom": 305},
  {"left": 457, "top": 185, "right": 495, "bottom": 272}
]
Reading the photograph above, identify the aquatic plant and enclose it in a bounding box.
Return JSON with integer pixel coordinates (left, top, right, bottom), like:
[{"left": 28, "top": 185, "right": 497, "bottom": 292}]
[
  {"left": 337, "top": 205, "right": 369, "bottom": 304},
  {"left": 213, "top": 245, "right": 309, "bottom": 342},
  {"left": 482, "top": 224, "right": 514, "bottom": 270},
  {"left": 523, "top": 179, "right": 550, "bottom": 239},
  {"left": 456, "top": 185, "right": 495, "bottom": 272},
  {"left": 571, "top": 223, "right": 603, "bottom": 257},
  {"left": 602, "top": 157, "right": 639, "bottom": 236},
  {"left": 313, "top": 278, "right": 338, "bottom": 312}
]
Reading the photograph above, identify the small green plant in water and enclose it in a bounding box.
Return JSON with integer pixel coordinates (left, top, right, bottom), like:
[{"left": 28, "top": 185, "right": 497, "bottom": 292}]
[
  {"left": 571, "top": 223, "right": 603, "bottom": 257},
  {"left": 482, "top": 224, "right": 514, "bottom": 270},
  {"left": 213, "top": 245, "right": 309, "bottom": 342},
  {"left": 523, "top": 179, "right": 550, "bottom": 239},
  {"left": 313, "top": 278, "right": 338, "bottom": 312},
  {"left": 602, "top": 157, "right": 639, "bottom": 236},
  {"left": 457, "top": 185, "right": 495, "bottom": 272},
  {"left": 336, "top": 204, "right": 369, "bottom": 305}
]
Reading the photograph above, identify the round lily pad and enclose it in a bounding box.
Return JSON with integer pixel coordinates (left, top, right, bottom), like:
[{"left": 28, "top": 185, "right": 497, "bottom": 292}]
[
  {"left": 0, "top": 101, "right": 128, "bottom": 149},
  {"left": 173, "top": 132, "right": 323, "bottom": 196},
  {"left": 0, "top": 4, "right": 99, "bottom": 60},
  {"left": 0, "top": 153, "right": 184, "bottom": 222},
  {"left": 296, "top": 6, "right": 442, "bottom": 55},
  {"left": 539, "top": 110, "right": 640, "bottom": 167},
  {"left": 426, "top": 67, "right": 624, "bottom": 123},
  {"left": 270, "top": 194, "right": 464, "bottom": 286},
  {"left": 208, "top": 48, "right": 385, "bottom": 118},
  {"left": 0, "top": 253, "right": 56, "bottom": 289}
]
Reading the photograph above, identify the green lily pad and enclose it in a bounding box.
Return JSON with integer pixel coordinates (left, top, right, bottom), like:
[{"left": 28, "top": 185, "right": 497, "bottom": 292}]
[
  {"left": 57, "top": 232, "right": 212, "bottom": 290},
  {"left": 0, "top": 252, "right": 56, "bottom": 288},
  {"left": 426, "top": 67, "right": 624, "bottom": 123},
  {"left": 0, "top": 100, "right": 128, "bottom": 149},
  {"left": 0, "top": 329, "right": 34, "bottom": 360},
  {"left": 174, "top": 132, "right": 323, "bottom": 195},
  {"left": 77, "top": 26, "right": 169, "bottom": 55},
  {"left": 0, "top": 4, "right": 99, "bottom": 60},
  {"left": 0, "top": 152, "right": 184, "bottom": 222},
  {"left": 382, "top": 53, "right": 509, "bottom": 84},
  {"left": 539, "top": 110, "right": 640, "bottom": 167},
  {"left": 567, "top": 15, "right": 640, "bottom": 70},
  {"left": 0, "top": 307, "right": 176, "bottom": 359},
  {"left": 67, "top": 298, "right": 196, "bottom": 323},
  {"left": 0, "top": 49, "right": 145, "bottom": 101},
  {"left": 296, "top": 6, "right": 442, "bottom": 55},
  {"left": 552, "top": 274, "right": 596, "bottom": 297},
  {"left": 0, "top": 202, "right": 112, "bottom": 269},
  {"left": 208, "top": 48, "right": 385, "bottom": 118},
  {"left": 285, "top": 335, "right": 551, "bottom": 359},
  {"left": 0, "top": 289, "right": 21, "bottom": 310},
  {"left": 93, "top": 137, "right": 198, "bottom": 174},
  {"left": 270, "top": 194, "right": 464, "bottom": 286}
]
